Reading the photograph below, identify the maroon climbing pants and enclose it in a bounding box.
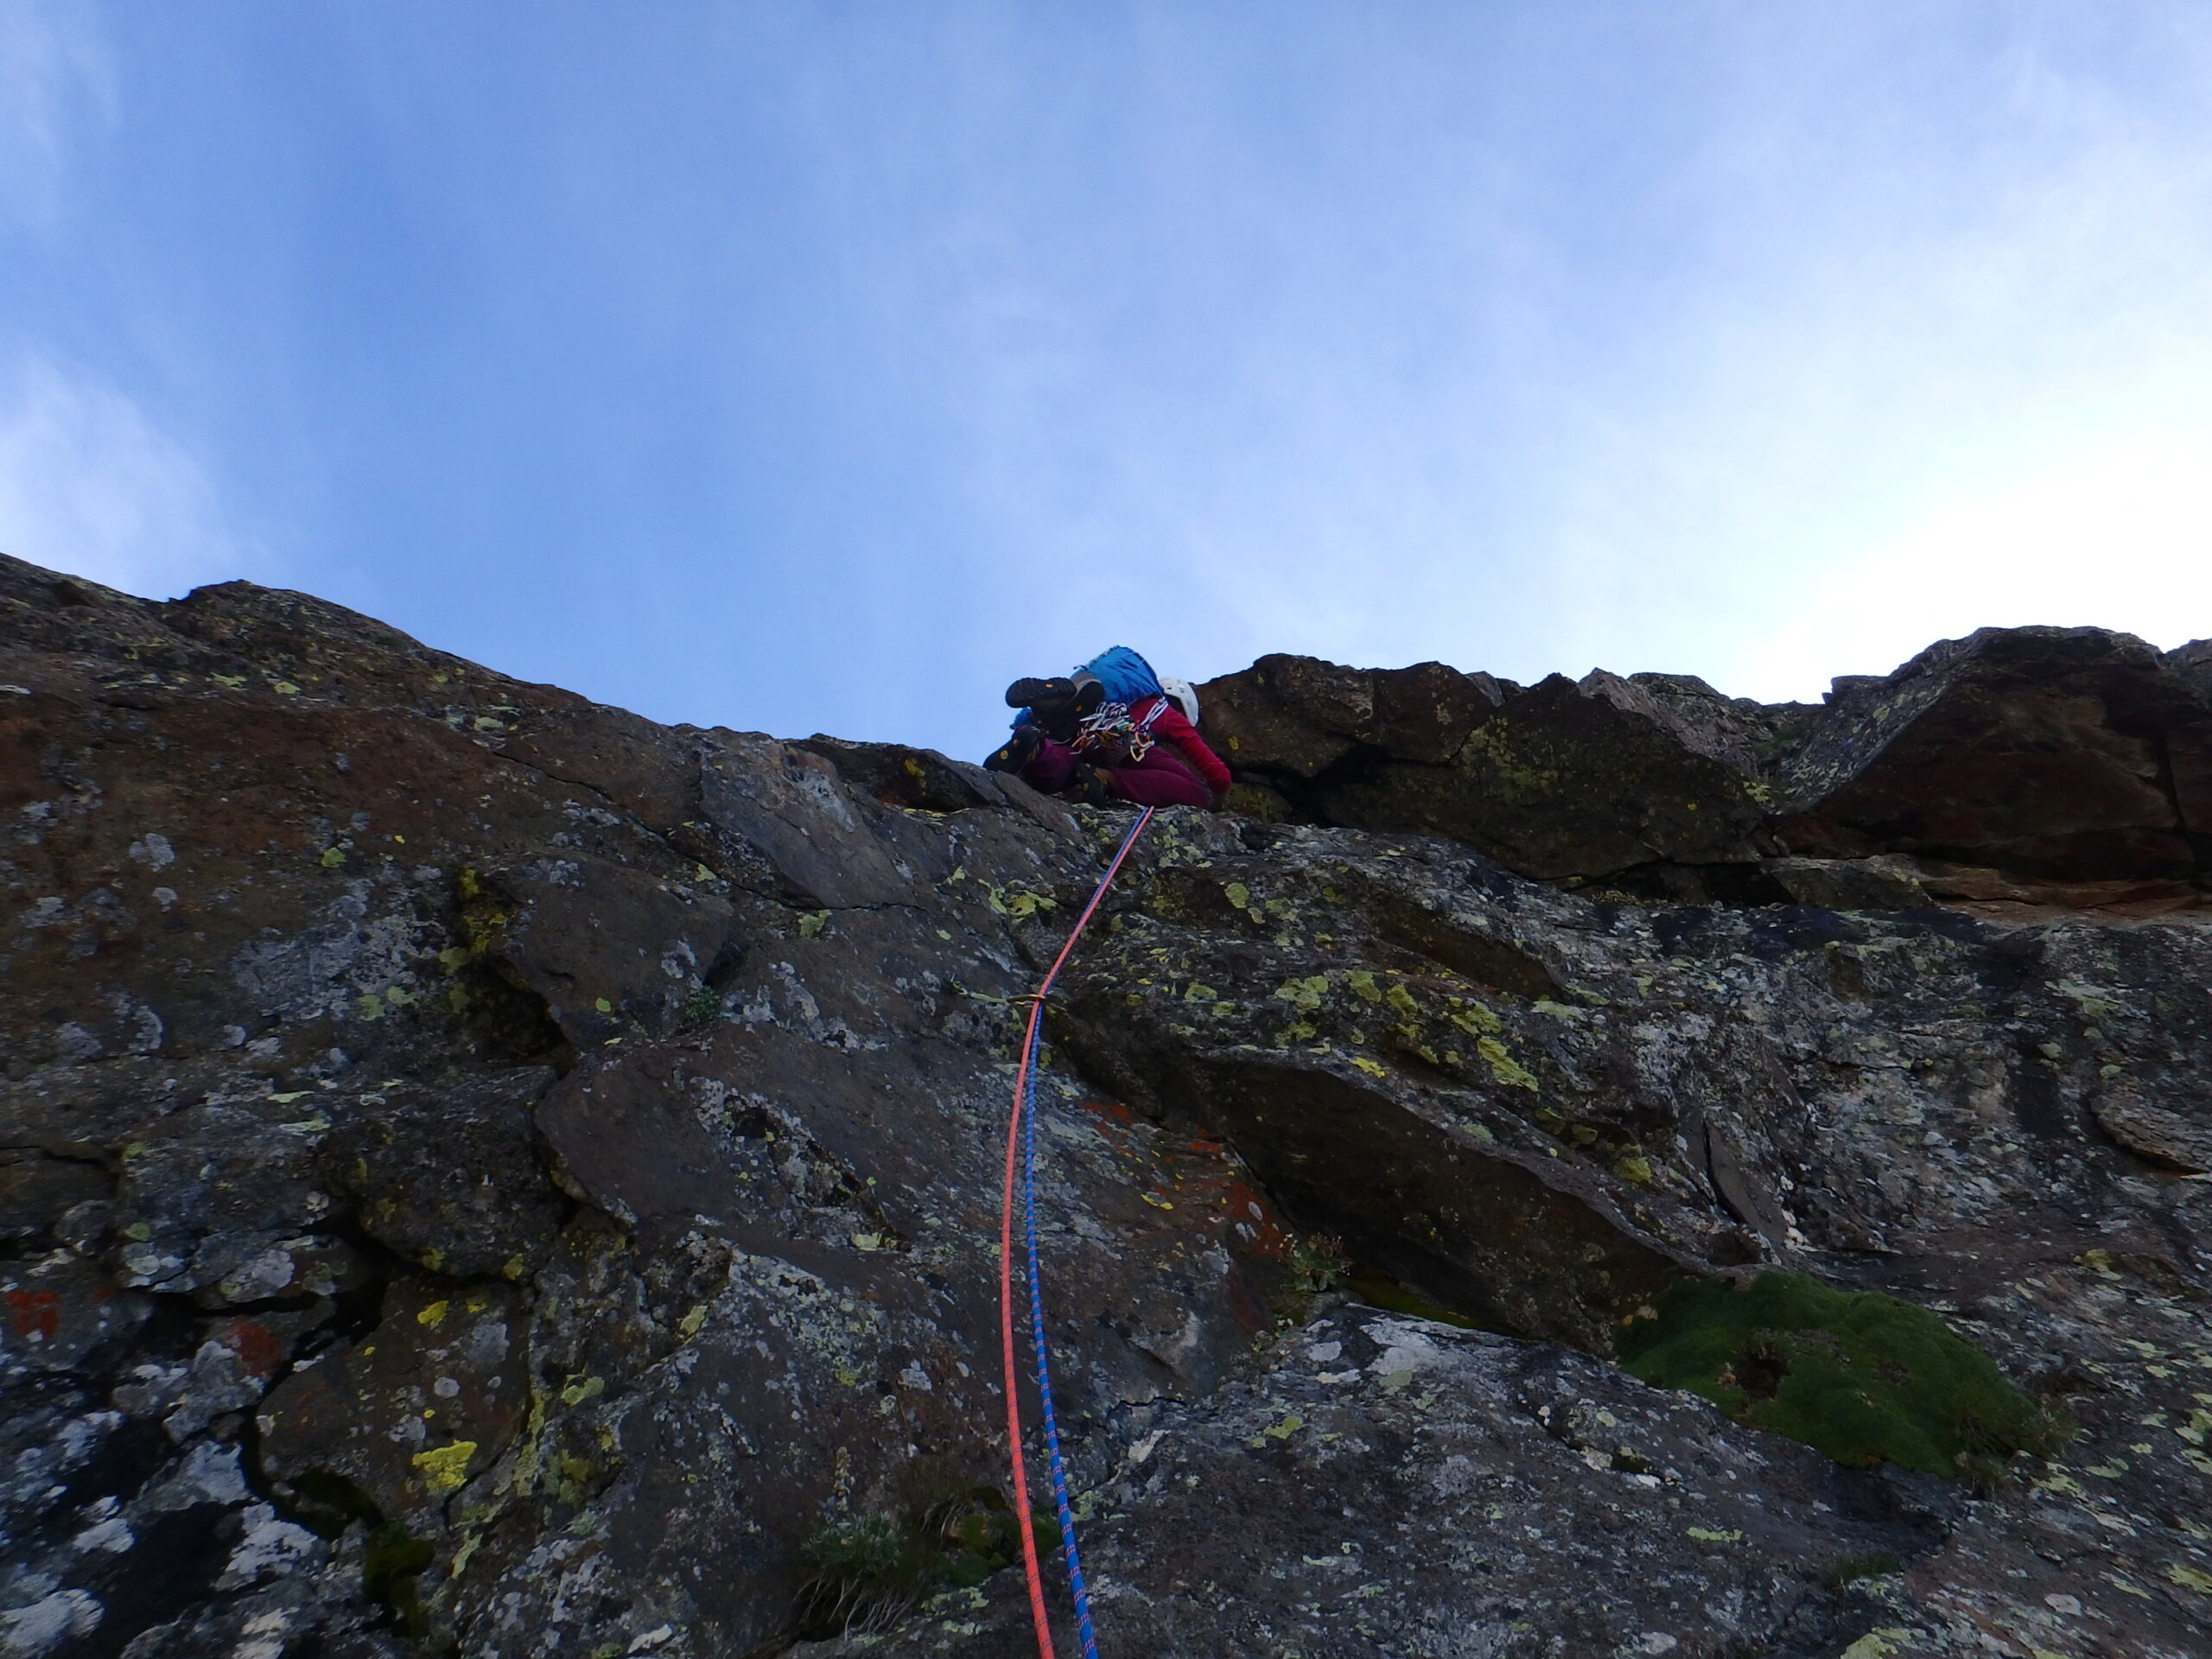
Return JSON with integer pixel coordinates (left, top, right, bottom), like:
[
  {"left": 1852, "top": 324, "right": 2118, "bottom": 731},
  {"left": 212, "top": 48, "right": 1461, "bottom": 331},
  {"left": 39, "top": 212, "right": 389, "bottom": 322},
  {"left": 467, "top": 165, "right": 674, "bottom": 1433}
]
[{"left": 1020, "top": 739, "right": 1213, "bottom": 808}]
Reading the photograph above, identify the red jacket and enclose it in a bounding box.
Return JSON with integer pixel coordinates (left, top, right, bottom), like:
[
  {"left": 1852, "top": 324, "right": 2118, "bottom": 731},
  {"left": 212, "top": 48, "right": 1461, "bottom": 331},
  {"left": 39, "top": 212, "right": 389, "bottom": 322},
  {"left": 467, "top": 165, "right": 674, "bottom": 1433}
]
[{"left": 1130, "top": 695, "right": 1234, "bottom": 804}]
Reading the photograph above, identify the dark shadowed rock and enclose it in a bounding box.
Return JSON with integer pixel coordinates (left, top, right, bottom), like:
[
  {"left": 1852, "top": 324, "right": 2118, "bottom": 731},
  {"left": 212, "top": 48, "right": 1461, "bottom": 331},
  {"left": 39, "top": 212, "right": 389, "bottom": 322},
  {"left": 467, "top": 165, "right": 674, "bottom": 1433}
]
[
  {"left": 319, "top": 1069, "right": 564, "bottom": 1279},
  {"left": 1371, "top": 659, "right": 1508, "bottom": 763},
  {"left": 1196, "top": 653, "right": 1506, "bottom": 779},
  {"left": 793, "top": 736, "right": 993, "bottom": 813},
  {"left": 1761, "top": 854, "right": 1930, "bottom": 911},
  {"left": 0, "top": 1152, "right": 108, "bottom": 1251},
  {"left": 1193, "top": 630, "right": 2212, "bottom": 906},
  {"left": 1774, "top": 626, "right": 2212, "bottom": 880},
  {"left": 258, "top": 1274, "right": 528, "bottom": 1531},
  {"left": 1198, "top": 653, "right": 1375, "bottom": 779},
  {"left": 2169, "top": 637, "right": 2212, "bottom": 700},
  {"left": 1317, "top": 670, "right": 1772, "bottom": 878},
  {"left": 459, "top": 854, "right": 741, "bottom": 1047},
  {"left": 1195, "top": 656, "right": 1793, "bottom": 880}
]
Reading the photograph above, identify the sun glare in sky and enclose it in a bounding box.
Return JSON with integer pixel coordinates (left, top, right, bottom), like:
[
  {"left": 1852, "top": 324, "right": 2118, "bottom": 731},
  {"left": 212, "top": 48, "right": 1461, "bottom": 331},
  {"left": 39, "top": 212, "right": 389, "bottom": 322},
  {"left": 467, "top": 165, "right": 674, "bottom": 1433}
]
[{"left": 1736, "top": 431, "right": 2212, "bottom": 702}]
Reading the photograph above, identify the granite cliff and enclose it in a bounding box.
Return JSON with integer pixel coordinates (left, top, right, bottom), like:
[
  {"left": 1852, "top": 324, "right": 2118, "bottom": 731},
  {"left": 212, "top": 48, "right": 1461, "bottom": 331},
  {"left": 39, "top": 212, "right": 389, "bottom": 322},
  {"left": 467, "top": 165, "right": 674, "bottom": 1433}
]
[{"left": 2, "top": 551, "right": 2209, "bottom": 1659}]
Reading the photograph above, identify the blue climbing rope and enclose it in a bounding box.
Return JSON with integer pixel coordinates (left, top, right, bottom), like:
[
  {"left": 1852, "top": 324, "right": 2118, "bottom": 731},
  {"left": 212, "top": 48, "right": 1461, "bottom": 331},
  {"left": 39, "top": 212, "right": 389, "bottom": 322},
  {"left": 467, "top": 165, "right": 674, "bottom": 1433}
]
[
  {"left": 1023, "top": 1016, "right": 1099, "bottom": 1659},
  {"left": 1001, "top": 804, "right": 1154, "bottom": 1659}
]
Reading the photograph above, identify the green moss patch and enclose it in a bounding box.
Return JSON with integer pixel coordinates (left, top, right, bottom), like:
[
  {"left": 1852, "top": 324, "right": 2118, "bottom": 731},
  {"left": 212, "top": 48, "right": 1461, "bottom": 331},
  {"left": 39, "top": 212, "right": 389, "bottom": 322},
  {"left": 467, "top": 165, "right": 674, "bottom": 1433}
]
[
  {"left": 793, "top": 1495, "right": 1061, "bottom": 1639},
  {"left": 1344, "top": 1264, "right": 1482, "bottom": 1331},
  {"left": 1620, "top": 1273, "right": 2066, "bottom": 1481}
]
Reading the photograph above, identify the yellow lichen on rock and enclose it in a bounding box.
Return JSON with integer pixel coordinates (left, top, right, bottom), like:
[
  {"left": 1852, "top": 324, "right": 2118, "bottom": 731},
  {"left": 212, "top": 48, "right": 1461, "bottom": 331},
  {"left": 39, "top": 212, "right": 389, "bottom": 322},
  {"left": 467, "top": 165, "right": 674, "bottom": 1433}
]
[
  {"left": 412, "top": 1440, "right": 479, "bottom": 1495},
  {"left": 1476, "top": 1036, "right": 1539, "bottom": 1090}
]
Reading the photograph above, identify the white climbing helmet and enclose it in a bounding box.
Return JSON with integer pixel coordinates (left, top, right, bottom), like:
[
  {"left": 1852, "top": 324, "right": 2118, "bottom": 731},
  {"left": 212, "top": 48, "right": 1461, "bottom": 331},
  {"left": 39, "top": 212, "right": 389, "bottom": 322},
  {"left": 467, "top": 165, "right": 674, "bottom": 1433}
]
[{"left": 1158, "top": 674, "right": 1200, "bottom": 726}]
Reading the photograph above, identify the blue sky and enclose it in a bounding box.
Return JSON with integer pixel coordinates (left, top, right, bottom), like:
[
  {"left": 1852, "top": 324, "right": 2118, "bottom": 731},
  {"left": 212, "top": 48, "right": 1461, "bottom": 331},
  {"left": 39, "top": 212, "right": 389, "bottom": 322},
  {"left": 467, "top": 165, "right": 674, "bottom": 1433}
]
[{"left": 4, "top": 3, "right": 2210, "bottom": 759}]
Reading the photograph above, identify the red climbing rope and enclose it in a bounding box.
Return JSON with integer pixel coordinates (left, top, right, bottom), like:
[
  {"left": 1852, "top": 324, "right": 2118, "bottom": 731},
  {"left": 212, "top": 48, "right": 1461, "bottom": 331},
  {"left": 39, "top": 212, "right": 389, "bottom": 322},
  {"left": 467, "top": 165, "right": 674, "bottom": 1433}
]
[{"left": 999, "top": 806, "right": 1155, "bottom": 1659}]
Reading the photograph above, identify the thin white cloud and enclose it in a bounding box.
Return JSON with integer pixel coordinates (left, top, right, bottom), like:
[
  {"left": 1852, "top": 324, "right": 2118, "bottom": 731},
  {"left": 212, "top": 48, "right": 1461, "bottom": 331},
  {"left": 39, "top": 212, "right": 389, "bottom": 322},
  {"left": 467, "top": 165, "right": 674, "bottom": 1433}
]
[
  {"left": 0, "top": 1, "right": 112, "bottom": 227},
  {"left": 0, "top": 11, "right": 255, "bottom": 603},
  {"left": 0, "top": 353, "right": 259, "bottom": 601}
]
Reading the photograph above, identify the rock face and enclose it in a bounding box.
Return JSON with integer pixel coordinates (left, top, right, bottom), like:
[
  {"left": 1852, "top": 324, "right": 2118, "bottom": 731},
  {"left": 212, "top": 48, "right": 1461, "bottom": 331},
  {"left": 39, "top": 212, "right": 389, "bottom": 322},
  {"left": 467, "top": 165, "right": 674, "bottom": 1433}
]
[
  {"left": 3, "top": 551, "right": 2210, "bottom": 1659},
  {"left": 1202, "top": 629, "right": 2212, "bottom": 918},
  {"left": 1770, "top": 629, "right": 2212, "bottom": 881}
]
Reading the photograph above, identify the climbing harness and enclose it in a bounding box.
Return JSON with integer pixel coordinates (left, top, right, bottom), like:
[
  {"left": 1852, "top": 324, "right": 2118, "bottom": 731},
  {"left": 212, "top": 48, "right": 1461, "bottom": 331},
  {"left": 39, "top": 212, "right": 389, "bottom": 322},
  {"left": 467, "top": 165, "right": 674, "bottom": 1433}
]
[
  {"left": 1069, "top": 696, "right": 1171, "bottom": 765},
  {"left": 999, "top": 805, "right": 1155, "bottom": 1659}
]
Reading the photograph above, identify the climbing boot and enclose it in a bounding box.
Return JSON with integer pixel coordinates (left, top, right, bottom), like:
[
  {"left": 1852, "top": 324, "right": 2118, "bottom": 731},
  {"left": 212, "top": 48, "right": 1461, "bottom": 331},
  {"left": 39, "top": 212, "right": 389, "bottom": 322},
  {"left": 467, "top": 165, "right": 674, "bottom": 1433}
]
[
  {"left": 1005, "top": 676, "right": 1077, "bottom": 710},
  {"left": 1006, "top": 674, "right": 1105, "bottom": 722},
  {"left": 983, "top": 724, "right": 1043, "bottom": 775},
  {"left": 1062, "top": 763, "right": 1116, "bottom": 807}
]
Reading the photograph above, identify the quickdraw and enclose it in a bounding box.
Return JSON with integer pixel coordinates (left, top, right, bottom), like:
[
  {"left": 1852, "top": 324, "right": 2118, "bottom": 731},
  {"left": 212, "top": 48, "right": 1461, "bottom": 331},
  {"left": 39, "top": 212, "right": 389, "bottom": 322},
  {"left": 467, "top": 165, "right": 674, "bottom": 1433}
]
[
  {"left": 1069, "top": 696, "right": 1171, "bottom": 765},
  {"left": 998, "top": 805, "right": 1155, "bottom": 1659}
]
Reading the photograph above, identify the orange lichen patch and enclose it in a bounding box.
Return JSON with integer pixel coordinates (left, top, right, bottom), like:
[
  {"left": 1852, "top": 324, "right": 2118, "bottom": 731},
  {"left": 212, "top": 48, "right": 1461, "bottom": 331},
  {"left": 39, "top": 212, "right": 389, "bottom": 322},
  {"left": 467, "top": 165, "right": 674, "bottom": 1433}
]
[
  {"left": 1221, "top": 1179, "right": 1291, "bottom": 1260},
  {"left": 216, "top": 1315, "right": 288, "bottom": 1379},
  {"left": 1122, "top": 1125, "right": 1294, "bottom": 1261},
  {"left": 1078, "top": 1096, "right": 1152, "bottom": 1163},
  {"left": 6, "top": 1289, "right": 60, "bottom": 1341},
  {"left": 1222, "top": 1259, "right": 1276, "bottom": 1334}
]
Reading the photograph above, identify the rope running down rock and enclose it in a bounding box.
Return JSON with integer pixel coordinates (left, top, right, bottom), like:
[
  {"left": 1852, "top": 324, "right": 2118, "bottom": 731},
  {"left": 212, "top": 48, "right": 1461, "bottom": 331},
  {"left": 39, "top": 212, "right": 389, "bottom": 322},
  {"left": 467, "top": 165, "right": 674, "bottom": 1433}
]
[{"left": 999, "top": 804, "right": 1154, "bottom": 1659}]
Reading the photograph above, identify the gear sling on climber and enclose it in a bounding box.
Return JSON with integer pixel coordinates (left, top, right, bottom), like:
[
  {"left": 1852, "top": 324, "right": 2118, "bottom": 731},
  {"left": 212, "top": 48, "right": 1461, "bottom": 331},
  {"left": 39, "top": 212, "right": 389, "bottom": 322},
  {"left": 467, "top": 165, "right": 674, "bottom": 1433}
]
[{"left": 985, "top": 645, "right": 1233, "bottom": 809}]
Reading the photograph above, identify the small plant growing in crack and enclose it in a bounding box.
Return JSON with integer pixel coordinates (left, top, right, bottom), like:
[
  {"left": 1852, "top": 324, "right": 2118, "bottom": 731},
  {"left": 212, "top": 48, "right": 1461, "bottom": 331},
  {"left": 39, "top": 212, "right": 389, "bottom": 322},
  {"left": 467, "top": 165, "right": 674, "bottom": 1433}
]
[
  {"left": 790, "top": 1495, "right": 1061, "bottom": 1641},
  {"left": 1271, "top": 1232, "right": 1351, "bottom": 1325}
]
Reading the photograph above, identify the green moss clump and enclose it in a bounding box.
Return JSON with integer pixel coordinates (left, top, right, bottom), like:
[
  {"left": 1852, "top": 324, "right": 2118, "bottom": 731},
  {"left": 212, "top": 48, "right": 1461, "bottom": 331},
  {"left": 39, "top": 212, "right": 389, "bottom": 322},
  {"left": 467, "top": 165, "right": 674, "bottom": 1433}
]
[
  {"left": 1343, "top": 1264, "right": 1481, "bottom": 1331},
  {"left": 793, "top": 1497, "right": 1062, "bottom": 1639},
  {"left": 1824, "top": 1551, "right": 1902, "bottom": 1588},
  {"left": 1619, "top": 1273, "right": 2068, "bottom": 1481}
]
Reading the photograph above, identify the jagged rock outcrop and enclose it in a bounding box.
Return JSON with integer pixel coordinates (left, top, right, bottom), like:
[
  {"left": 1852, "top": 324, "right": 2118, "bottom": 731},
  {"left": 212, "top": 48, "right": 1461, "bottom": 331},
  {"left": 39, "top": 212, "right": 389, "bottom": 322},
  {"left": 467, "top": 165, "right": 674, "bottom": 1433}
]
[
  {"left": 1200, "top": 658, "right": 1805, "bottom": 880},
  {"left": 3, "top": 552, "right": 2210, "bottom": 1659},
  {"left": 2163, "top": 638, "right": 2212, "bottom": 702},
  {"left": 1770, "top": 629, "right": 2212, "bottom": 880},
  {"left": 1203, "top": 629, "right": 2212, "bottom": 921}
]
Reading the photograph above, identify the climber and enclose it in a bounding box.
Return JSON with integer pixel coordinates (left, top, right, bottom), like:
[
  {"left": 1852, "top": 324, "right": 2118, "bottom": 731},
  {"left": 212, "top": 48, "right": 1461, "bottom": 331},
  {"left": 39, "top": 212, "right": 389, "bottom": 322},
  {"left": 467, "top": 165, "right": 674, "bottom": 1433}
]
[{"left": 985, "top": 645, "right": 1233, "bottom": 810}]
